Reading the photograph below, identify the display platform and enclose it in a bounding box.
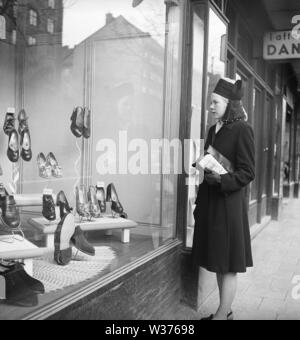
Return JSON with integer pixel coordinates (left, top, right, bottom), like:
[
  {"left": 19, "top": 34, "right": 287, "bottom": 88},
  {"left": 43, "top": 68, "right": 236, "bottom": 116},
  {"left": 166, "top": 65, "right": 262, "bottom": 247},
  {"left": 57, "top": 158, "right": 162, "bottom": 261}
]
[{"left": 29, "top": 216, "right": 138, "bottom": 246}]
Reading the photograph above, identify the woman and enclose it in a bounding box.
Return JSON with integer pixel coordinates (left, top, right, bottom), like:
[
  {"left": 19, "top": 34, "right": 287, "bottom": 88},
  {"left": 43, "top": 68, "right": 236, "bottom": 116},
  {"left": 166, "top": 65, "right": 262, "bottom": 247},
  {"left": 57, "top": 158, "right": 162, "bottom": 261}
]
[{"left": 192, "top": 77, "right": 255, "bottom": 320}]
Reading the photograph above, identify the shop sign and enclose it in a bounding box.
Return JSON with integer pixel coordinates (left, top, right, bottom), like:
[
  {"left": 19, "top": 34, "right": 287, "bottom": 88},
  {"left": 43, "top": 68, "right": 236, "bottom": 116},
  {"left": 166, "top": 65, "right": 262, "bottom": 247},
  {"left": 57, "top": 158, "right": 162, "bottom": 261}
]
[{"left": 264, "top": 16, "right": 300, "bottom": 60}]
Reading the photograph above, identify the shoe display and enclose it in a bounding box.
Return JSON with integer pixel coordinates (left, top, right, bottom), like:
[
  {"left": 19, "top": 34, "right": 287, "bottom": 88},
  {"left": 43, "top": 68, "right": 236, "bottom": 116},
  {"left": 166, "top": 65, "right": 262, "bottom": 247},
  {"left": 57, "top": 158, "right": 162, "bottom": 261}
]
[
  {"left": 3, "top": 111, "right": 16, "bottom": 136},
  {"left": 37, "top": 152, "right": 52, "bottom": 178},
  {"left": 106, "top": 183, "right": 127, "bottom": 218},
  {"left": 7, "top": 129, "right": 19, "bottom": 163},
  {"left": 71, "top": 226, "right": 95, "bottom": 256},
  {"left": 0, "top": 184, "right": 9, "bottom": 198},
  {"left": 46, "top": 152, "right": 62, "bottom": 178},
  {"left": 96, "top": 182, "right": 106, "bottom": 214},
  {"left": 0, "top": 195, "right": 21, "bottom": 230},
  {"left": 0, "top": 263, "right": 39, "bottom": 307},
  {"left": 70, "top": 107, "right": 84, "bottom": 138},
  {"left": 56, "top": 190, "right": 73, "bottom": 219},
  {"left": 75, "top": 185, "right": 90, "bottom": 220},
  {"left": 17, "top": 109, "right": 29, "bottom": 135},
  {"left": 20, "top": 129, "right": 32, "bottom": 162},
  {"left": 82, "top": 107, "right": 91, "bottom": 139},
  {"left": 54, "top": 213, "right": 76, "bottom": 266},
  {"left": 87, "top": 186, "right": 101, "bottom": 218},
  {"left": 42, "top": 194, "right": 56, "bottom": 222}
]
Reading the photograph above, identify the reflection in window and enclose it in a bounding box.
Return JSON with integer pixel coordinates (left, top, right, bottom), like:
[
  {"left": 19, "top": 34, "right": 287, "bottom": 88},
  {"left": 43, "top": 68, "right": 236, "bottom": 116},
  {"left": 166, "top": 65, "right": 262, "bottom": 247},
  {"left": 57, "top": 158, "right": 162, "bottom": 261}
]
[
  {"left": 48, "top": 0, "right": 55, "bottom": 9},
  {"left": 29, "top": 9, "right": 38, "bottom": 26},
  {"left": 47, "top": 18, "right": 54, "bottom": 34},
  {"left": 0, "top": 15, "right": 6, "bottom": 39}
]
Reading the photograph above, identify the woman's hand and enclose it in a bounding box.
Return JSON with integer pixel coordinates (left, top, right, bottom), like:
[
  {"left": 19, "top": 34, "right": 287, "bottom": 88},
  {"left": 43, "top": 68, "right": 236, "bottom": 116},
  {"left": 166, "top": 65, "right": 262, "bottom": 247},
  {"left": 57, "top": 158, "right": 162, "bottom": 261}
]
[{"left": 204, "top": 170, "right": 221, "bottom": 186}]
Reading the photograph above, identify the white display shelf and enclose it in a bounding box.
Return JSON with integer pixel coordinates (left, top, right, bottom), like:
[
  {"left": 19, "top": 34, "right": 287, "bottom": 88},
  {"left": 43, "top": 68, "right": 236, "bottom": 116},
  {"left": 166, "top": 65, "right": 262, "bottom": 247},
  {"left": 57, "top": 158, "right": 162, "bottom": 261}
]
[{"left": 29, "top": 216, "right": 137, "bottom": 246}]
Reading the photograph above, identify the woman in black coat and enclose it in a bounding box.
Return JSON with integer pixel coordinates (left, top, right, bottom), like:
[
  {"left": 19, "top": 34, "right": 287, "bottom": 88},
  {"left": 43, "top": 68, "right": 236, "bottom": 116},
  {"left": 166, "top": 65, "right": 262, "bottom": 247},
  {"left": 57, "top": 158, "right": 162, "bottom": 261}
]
[{"left": 192, "top": 78, "right": 255, "bottom": 320}]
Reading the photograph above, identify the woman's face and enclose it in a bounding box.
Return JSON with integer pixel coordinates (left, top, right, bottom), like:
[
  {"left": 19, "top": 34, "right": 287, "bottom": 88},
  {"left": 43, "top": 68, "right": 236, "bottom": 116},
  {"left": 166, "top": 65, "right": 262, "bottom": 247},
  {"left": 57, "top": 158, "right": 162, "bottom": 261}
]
[{"left": 210, "top": 93, "right": 228, "bottom": 120}]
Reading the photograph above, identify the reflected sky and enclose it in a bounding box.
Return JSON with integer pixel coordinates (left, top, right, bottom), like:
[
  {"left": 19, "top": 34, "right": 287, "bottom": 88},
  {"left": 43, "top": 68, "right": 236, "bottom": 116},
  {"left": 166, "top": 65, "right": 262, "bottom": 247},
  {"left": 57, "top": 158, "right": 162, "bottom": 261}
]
[{"left": 63, "top": 0, "right": 165, "bottom": 47}]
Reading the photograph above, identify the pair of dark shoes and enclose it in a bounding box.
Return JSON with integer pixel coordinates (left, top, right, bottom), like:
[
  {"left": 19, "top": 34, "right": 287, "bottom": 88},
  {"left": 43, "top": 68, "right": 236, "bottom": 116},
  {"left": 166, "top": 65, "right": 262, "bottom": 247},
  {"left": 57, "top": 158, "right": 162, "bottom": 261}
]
[
  {"left": 0, "top": 184, "right": 20, "bottom": 231},
  {"left": 53, "top": 191, "right": 95, "bottom": 266},
  {"left": 0, "top": 261, "right": 44, "bottom": 307},
  {"left": 42, "top": 190, "right": 73, "bottom": 222},
  {"left": 70, "top": 107, "right": 90, "bottom": 139},
  {"left": 4, "top": 109, "right": 32, "bottom": 163},
  {"left": 201, "top": 311, "right": 234, "bottom": 321}
]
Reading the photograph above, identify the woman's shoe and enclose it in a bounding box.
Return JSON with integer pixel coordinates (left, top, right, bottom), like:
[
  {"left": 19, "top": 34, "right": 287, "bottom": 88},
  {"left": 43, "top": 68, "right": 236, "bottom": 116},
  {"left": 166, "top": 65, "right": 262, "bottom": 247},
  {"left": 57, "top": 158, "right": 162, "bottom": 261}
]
[
  {"left": 42, "top": 194, "right": 56, "bottom": 222},
  {"left": 71, "top": 226, "right": 95, "bottom": 256},
  {"left": 200, "top": 311, "right": 234, "bottom": 321},
  {"left": 82, "top": 107, "right": 91, "bottom": 139},
  {"left": 96, "top": 182, "right": 106, "bottom": 214},
  {"left": 87, "top": 186, "right": 101, "bottom": 218},
  {"left": 18, "top": 109, "right": 29, "bottom": 135},
  {"left": 227, "top": 311, "right": 234, "bottom": 320},
  {"left": 3, "top": 111, "right": 16, "bottom": 136},
  {"left": 7, "top": 129, "right": 19, "bottom": 163},
  {"left": 106, "top": 183, "right": 127, "bottom": 218},
  {"left": 56, "top": 190, "right": 73, "bottom": 219},
  {"left": 70, "top": 107, "right": 84, "bottom": 138},
  {"left": 46, "top": 152, "right": 62, "bottom": 178},
  {"left": 37, "top": 153, "right": 52, "bottom": 178},
  {"left": 200, "top": 314, "right": 214, "bottom": 320},
  {"left": 75, "top": 186, "right": 91, "bottom": 220},
  {"left": 0, "top": 195, "right": 21, "bottom": 230},
  {"left": 20, "top": 129, "right": 32, "bottom": 162},
  {"left": 54, "top": 213, "right": 76, "bottom": 266}
]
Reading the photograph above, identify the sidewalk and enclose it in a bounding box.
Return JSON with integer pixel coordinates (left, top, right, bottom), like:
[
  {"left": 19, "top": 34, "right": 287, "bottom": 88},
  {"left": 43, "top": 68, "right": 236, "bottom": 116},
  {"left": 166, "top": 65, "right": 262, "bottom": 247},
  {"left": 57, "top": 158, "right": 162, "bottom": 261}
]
[{"left": 170, "top": 199, "right": 300, "bottom": 320}]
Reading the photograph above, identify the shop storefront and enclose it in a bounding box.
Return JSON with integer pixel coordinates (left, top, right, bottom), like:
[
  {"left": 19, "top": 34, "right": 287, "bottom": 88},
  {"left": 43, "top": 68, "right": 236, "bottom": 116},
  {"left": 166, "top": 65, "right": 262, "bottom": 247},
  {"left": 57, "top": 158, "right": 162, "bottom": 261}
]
[{"left": 0, "top": 0, "right": 299, "bottom": 319}]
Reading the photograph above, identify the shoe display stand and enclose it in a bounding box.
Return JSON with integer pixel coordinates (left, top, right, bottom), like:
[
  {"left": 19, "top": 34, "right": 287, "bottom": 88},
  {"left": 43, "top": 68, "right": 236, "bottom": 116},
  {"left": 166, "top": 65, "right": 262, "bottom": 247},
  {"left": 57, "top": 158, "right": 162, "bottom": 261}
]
[{"left": 28, "top": 216, "right": 138, "bottom": 247}]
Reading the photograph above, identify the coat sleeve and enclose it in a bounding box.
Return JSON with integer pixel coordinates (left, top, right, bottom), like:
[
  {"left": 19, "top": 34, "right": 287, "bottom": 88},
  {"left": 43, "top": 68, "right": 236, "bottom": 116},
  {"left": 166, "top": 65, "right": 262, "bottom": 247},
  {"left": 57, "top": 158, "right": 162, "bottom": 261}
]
[{"left": 220, "top": 124, "right": 255, "bottom": 193}]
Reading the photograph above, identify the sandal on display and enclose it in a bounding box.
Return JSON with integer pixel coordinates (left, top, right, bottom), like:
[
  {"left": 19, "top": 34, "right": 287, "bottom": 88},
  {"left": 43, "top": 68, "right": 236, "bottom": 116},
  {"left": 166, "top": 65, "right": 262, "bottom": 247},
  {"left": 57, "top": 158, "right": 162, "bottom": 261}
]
[
  {"left": 37, "top": 153, "right": 52, "bottom": 178},
  {"left": 70, "top": 107, "right": 84, "bottom": 138},
  {"left": 20, "top": 129, "right": 32, "bottom": 162},
  {"left": 82, "top": 107, "right": 91, "bottom": 139},
  {"left": 0, "top": 195, "right": 21, "bottom": 230},
  {"left": 7, "top": 129, "right": 19, "bottom": 163},
  {"left": 87, "top": 186, "right": 101, "bottom": 218},
  {"left": 96, "top": 182, "right": 106, "bottom": 214},
  {"left": 3, "top": 110, "right": 16, "bottom": 136},
  {"left": 54, "top": 213, "right": 76, "bottom": 266},
  {"left": 56, "top": 190, "right": 73, "bottom": 219},
  {"left": 106, "top": 183, "right": 128, "bottom": 219},
  {"left": 75, "top": 186, "right": 91, "bottom": 221},
  {"left": 42, "top": 194, "right": 56, "bottom": 222},
  {"left": 46, "top": 152, "right": 62, "bottom": 178},
  {"left": 18, "top": 109, "right": 29, "bottom": 135},
  {"left": 71, "top": 226, "right": 95, "bottom": 256}
]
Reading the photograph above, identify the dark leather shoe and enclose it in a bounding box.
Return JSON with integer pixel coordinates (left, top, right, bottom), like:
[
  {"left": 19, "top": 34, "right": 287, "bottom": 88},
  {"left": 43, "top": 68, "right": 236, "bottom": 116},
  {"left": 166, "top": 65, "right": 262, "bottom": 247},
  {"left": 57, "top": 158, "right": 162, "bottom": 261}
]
[
  {"left": 42, "top": 194, "right": 56, "bottom": 222},
  {"left": 200, "top": 314, "right": 214, "bottom": 320},
  {"left": 106, "top": 183, "right": 127, "bottom": 217},
  {"left": 70, "top": 107, "right": 84, "bottom": 138},
  {"left": 13, "top": 263, "right": 44, "bottom": 294},
  {"left": 56, "top": 190, "right": 73, "bottom": 219},
  {"left": 54, "top": 213, "right": 76, "bottom": 266},
  {"left": 20, "top": 129, "right": 32, "bottom": 162},
  {"left": 18, "top": 109, "right": 29, "bottom": 135},
  {"left": 7, "top": 129, "right": 19, "bottom": 163},
  {"left": 83, "top": 107, "right": 91, "bottom": 139},
  {"left": 3, "top": 112, "right": 16, "bottom": 136},
  {"left": 0, "top": 195, "right": 20, "bottom": 230},
  {"left": 71, "top": 226, "right": 95, "bottom": 256},
  {"left": 0, "top": 264, "right": 39, "bottom": 307}
]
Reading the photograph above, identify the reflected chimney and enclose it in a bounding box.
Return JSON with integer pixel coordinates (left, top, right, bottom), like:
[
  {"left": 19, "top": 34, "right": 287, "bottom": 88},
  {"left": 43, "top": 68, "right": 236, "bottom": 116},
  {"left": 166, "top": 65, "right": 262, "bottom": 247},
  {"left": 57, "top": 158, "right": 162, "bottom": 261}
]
[{"left": 106, "top": 13, "right": 114, "bottom": 25}]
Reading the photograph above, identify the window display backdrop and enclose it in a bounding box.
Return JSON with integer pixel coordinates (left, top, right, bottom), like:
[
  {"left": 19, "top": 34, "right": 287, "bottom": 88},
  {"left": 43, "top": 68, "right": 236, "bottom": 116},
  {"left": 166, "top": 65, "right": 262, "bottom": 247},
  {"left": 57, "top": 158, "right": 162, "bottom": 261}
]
[{"left": 19, "top": 0, "right": 183, "bottom": 242}]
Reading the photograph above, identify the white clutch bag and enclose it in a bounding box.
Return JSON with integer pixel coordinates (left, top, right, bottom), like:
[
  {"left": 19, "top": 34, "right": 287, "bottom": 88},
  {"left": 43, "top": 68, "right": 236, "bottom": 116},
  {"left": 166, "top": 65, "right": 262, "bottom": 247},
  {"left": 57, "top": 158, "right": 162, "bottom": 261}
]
[{"left": 198, "top": 154, "right": 228, "bottom": 175}]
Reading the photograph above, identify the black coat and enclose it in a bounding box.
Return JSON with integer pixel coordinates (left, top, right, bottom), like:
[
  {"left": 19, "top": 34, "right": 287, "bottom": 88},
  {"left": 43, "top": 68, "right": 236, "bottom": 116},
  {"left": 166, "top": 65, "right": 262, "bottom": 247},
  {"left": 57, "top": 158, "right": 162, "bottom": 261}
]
[{"left": 192, "top": 120, "right": 255, "bottom": 274}]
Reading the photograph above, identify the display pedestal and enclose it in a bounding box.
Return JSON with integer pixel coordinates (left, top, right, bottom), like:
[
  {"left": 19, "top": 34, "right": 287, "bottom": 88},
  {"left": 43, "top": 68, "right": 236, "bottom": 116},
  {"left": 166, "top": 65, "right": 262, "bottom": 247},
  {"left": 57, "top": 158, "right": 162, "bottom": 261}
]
[{"left": 29, "top": 216, "right": 137, "bottom": 247}]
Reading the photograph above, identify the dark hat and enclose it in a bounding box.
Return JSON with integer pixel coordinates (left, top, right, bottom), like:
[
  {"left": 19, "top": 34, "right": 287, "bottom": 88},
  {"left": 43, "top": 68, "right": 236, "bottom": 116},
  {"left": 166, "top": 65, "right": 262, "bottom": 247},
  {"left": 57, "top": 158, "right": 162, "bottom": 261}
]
[{"left": 213, "top": 78, "right": 244, "bottom": 100}]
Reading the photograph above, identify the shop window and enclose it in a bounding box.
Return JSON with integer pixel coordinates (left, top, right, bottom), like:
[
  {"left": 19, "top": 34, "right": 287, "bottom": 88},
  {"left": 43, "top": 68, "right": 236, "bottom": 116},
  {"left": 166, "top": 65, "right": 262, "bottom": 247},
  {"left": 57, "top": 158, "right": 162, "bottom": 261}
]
[
  {"left": 0, "top": 15, "right": 6, "bottom": 39},
  {"left": 48, "top": 0, "right": 55, "bottom": 9},
  {"left": 0, "top": 0, "right": 183, "bottom": 318},
  {"left": 12, "top": 29, "right": 16, "bottom": 45},
  {"left": 225, "top": 2, "right": 236, "bottom": 46},
  {"left": 29, "top": 9, "right": 38, "bottom": 26},
  {"left": 237, "top": 22, "right": 253, "bottom": 65}
]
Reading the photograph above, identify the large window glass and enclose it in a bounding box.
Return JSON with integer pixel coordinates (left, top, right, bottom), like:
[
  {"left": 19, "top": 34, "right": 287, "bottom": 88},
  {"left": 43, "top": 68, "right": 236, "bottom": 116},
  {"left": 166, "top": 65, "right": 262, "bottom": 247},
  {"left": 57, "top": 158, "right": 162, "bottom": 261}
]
[{"left": 0, "top": 0, "right": 183, "bottom": 319}]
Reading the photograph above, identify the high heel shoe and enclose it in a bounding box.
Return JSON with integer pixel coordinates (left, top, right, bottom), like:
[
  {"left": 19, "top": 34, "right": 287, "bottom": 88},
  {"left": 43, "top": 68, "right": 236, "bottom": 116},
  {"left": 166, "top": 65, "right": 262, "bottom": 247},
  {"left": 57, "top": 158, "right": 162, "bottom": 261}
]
[
  {"left": 56, "top": 190, "right": 73, "bottom": 219},
  {"left": 37, "top": 152, "right": 52, "bottom": 178},
  {"left": 87, "top": 186, "right": 101, "bottom": 218},
  {"left": 7, "top": 129, "right": 19, "bottom": 163},
  {"left": 46, "top": 152, "right": 62, "bottom": 178},
  {"left": 75, "top": 186, "right": 90, "bottom": 221},
  {"left": 82, "top": 107, "right": 91, "bottom": 139},
  {"left": 70, "top": 107, "right": 84, "bottom": 138},
  {"left": 20, "top": 129, "right": 32, "bottom": 162},
  {"left": 106, "top": 183, "right": 128, "bottom": 219},
  {"left": 96, "top": 182, "right": 106, "bottom": 214}
]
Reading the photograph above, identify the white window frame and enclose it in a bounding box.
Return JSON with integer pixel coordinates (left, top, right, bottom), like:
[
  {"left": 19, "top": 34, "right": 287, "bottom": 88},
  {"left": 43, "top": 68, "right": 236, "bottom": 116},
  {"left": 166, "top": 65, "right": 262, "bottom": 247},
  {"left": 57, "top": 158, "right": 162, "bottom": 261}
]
[
  {"left": 28, "top": 36, "right": 37, "bottom": 46},
  {"left": 29, "top": 9, "right": 38, "bottom": 26},
  {"left": 47, "top": 18, "right": 54, "bottom": 34}
]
